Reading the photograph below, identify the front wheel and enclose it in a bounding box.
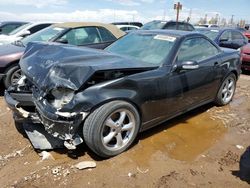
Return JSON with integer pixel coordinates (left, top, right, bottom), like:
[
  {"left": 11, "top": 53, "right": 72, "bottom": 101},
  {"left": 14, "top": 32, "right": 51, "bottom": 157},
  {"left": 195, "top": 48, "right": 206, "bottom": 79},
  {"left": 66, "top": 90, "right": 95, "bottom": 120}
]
[
  {"left": 83, "top": 101, "right": 140, "bottom": 158},
  {"left": 4, "top": 65, "right": 22, "bottom": 88},
  {"left": 214, "top": 73, "right": 236, "bottom": 106}
]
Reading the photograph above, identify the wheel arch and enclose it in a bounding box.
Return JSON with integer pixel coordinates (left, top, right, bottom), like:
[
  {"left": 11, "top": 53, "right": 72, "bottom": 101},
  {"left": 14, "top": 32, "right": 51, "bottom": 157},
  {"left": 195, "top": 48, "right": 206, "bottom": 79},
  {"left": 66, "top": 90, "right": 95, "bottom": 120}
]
[
  {"left": 3, "top": 60, "right": 20, "bottom": 74},
  {"left": 230, "top": 70, "right": 239, "bottom": 80},
  {"left": 88, "top": 97, "right": 143, "bottom": 124}
]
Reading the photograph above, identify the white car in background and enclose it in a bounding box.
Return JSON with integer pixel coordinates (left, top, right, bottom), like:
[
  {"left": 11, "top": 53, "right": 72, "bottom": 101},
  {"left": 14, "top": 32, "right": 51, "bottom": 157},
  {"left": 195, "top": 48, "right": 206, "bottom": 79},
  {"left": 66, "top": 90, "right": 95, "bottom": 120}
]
[
  {"left": 0, "top": 22, "right": 54, "bottom": 45},
  {"left": 116, "top": 25, "right": 140, "bottom": 32}
]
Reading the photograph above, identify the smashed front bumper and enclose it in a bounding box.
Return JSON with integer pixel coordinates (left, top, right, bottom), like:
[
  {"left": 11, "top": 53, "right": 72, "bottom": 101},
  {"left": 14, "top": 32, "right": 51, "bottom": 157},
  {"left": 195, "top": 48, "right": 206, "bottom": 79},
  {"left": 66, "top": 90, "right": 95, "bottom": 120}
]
[
  {"left": 4, "top": 89, "right": 39, "bottom": 123},
  {"left": 4, "top": 88, "right": 88, "bottom": 150}
]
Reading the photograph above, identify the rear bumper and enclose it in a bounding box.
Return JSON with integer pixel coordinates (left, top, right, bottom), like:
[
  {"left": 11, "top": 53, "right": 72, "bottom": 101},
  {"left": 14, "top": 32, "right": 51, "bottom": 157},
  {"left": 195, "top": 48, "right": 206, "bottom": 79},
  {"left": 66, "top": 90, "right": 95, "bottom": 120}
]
[
  {"left": 242, "top": 62, "right": 250, "bottom": 71},
  {"left": 242, "top": 54, "right": 250, "bottom": 70}
]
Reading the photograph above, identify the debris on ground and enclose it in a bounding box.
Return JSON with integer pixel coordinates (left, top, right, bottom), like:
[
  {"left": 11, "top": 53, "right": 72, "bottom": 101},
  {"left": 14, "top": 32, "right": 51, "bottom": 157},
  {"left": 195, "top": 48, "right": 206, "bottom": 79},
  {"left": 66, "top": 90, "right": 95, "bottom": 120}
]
[
  {"left": 137, "top": 167, "right": 149, "bottom": 174},
  {"left": 52, "top": 166, "right": 62, "bottom": 176},
  {"left": 236, "top": 145, "right": 244, "bottom": 150},
  {"left": 74, "top": 161, "right": 96, "bottom": 170},
  {"left": 39, "top": 151, "right": 55, "bottom": 161},
  {"left": 219, "top": 151, "right": 239, "bottom": 166}
]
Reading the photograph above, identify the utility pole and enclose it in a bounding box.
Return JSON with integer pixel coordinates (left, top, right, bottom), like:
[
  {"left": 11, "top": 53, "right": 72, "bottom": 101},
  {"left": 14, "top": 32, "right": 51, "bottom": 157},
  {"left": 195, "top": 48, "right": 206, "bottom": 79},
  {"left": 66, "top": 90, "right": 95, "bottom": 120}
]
[
  {"left": 187, "top": 9, "right": 192, "bottom": 23},
  {"left": 215, "top": 14, "right": 219, "bottom": 25},
  {"left": 174, "top": 2, "right": 182, "bottom": 22},
  {"left": 204, "top": 14, "right": 207, "bottom": 24},
  {"left": 231, "top": 15, "right": 234, "bottom": 25}
]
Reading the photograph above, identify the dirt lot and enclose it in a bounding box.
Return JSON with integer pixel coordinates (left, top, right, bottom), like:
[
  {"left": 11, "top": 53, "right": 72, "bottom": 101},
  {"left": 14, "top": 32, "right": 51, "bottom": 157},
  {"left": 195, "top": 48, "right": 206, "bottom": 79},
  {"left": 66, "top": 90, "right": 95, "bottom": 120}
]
[{"left": 0, "top": 74, "right": 250, "bottom": 188}]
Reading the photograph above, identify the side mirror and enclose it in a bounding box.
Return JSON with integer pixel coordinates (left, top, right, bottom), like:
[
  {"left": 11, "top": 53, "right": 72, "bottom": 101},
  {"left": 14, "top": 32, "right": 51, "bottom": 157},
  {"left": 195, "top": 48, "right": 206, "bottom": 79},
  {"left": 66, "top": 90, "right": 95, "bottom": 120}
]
[
  {"left": 20, "top": 30, "right": 31, "bottom": 37},
  {"left": 56, "top": 38, "right": 68, "bottom": 44},
  {"left": 177, "top": 61, "right": 199, "bottom": 71}
]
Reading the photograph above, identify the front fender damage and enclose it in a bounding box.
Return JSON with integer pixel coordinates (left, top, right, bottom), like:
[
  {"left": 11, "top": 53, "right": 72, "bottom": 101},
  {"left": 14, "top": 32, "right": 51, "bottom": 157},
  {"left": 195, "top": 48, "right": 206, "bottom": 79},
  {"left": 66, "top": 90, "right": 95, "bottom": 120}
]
[{"left": 15, "top": 42, "right": 158, "bottom": 150}]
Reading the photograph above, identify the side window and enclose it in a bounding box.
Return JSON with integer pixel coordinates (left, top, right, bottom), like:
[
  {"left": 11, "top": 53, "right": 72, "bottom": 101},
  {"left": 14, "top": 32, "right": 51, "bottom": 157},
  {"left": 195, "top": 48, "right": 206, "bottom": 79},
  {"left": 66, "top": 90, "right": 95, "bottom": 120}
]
[
  {"left": 178, "top": 37, "right": 220, "bottom": 62},
  {"left": 119, "top": 27, "right": 128, "bottom": 32},
  {"left": 187, "top": 24, "right": 194, "bottom": 31},
  {"left": 232, "top": 31, "right": 244, "bottom": 40},
  {"left": 178, "top": 23, "right": 186, "bottom": 30},
  {"left": 59, "top": 27, "right": 101, "bottom": 46},
  {"left": 98, "top": 27, "right": 116, "bottom": 42},
  {"left": 1, "top": 24, "right": 21, "bottom": 34},
  {"left": 165, "top": 22, "right": 177, "bottom": 30},
  {"left": 29, "top": 24, "right": 51, "bottom": 34},
  {"left": 129, "top": 27, "right": 138, "bottom": 31},
  {"left": 220, "top": 31, "right": 232, "bottom": 41}
]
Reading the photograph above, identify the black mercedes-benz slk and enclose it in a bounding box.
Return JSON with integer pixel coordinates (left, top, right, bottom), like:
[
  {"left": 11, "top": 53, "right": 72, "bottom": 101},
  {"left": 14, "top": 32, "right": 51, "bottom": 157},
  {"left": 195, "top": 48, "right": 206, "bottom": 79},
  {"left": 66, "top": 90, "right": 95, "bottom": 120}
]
[{"left": 5, "top": 30, "right": 241, "bottom": 158}]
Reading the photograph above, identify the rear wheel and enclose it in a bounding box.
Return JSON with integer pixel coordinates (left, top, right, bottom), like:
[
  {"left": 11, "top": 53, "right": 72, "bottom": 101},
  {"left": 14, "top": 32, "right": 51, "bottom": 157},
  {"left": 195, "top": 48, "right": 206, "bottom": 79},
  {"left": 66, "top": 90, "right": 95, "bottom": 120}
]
[
  {"left": 214, "top": 73, "right": 236, "bottom": 106},
  {"left": 4, "top": 65, "right": 22, "bottom": 88},
  {"left": 83, "top": 101, "right": 140, "bottom": 158}
]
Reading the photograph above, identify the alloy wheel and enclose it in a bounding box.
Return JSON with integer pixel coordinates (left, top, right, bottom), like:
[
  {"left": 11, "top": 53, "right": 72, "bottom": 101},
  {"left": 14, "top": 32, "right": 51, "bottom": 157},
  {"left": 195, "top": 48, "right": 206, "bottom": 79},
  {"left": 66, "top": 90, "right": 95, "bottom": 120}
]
[
  {"left": 221, "top": 77, "right": 235, "bottom": 104},
  {"left": 101, "top": 109, "right": 136, "bottom": 151}
]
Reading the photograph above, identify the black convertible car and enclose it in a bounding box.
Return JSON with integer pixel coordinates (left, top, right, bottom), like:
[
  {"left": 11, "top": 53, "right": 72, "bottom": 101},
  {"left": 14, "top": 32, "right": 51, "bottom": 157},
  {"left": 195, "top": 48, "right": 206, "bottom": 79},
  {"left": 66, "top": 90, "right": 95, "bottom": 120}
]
[{"left": 5, "top": 30, "right": 241, "bottom": 157}]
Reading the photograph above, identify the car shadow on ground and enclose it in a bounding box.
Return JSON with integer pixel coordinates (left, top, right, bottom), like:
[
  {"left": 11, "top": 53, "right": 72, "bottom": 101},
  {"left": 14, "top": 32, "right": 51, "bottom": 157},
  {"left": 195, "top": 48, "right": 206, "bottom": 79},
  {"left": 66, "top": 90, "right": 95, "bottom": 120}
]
[
  {"left": 0, "top": 81, "right": 219, "bottom": 161},
  {"left": 138, "top": 103, "right": 214, "bottom": 141},
  {"left": 51, "top": 102, "right": 215, "bottom": 161},
  {"left": 232, "top": 146, "right": 250, "bottom": 185},
  {"left": 0, "top": 83, "right": 4, "bottom": 96},
  {"left": 9, "top": 88, "right": 215, "bottom": 161}
]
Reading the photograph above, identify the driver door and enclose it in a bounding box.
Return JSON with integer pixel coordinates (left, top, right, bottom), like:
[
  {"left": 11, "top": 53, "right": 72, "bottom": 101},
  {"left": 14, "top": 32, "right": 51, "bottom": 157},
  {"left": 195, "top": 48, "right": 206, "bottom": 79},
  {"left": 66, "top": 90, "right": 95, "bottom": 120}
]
[{"left": 166, "top": 37, "right": 221, "bottom": 115}]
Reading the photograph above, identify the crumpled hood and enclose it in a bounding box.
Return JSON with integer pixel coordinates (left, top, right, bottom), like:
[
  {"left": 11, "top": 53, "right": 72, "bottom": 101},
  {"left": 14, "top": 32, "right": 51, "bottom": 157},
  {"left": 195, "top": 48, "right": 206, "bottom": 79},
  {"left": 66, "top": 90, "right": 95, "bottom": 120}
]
[{"left": 20, "top": 42, "right": 156, "bottom": 91}]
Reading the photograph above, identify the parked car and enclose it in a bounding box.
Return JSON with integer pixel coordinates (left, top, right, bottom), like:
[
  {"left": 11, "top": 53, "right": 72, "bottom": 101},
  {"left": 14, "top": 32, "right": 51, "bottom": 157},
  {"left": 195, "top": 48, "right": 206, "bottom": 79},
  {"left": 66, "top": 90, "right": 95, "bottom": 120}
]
[
  {"left": 116, "top": 24, "right": 140, "bottom": 32},
  {"left": 0, "top": 21, "right": 28, "bottom": 35},
  {"left": 241, "top": 43, "right": 250, "bottom": 71},
  {"left": 0, "top": 22, "right": 125, "bottom": 88},
  {"left": 112, "top": 22, "right": 143, "bottom": 28},
  {"left": 243, "top": 32, "right": 250, "bottom": 41},
  {"left": 0, "top": 22, "right": 54, "bottom": 45},
  {"left": 141, "top": 20, "right": 195, "bottom": 31},
  {"left": 196, "top": 28, "right": 248, "bottom": 49},
  {"left": 5, "top": 30, "right": 241, "bottom": 158},
  {"left": 236, "top": 27, "right": 250, "bottom": 41}
]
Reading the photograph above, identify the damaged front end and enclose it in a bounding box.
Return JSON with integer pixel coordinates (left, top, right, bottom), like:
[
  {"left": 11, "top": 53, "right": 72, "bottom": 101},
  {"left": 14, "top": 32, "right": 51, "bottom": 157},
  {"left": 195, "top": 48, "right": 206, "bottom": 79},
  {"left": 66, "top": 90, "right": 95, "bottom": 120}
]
[
  {"left": 5, "top": 42, "right": 157, "bottom": 151},
  {"left": 5, "top": 76, "right": 87, "bottom": 150}
]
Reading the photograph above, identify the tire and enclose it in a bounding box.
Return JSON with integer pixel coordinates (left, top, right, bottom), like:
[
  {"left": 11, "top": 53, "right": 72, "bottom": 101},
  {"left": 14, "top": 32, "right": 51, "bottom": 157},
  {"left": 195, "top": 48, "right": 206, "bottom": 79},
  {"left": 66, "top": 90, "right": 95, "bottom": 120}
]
[
  {"left": 83, "top": 100, "right": 140, "bottom": 158},
  {"left": 214, "top": 73, "right": 236, "bottom": 106},
  {"left": 3, "top": 65, "right": 22, "bottom": 89}
]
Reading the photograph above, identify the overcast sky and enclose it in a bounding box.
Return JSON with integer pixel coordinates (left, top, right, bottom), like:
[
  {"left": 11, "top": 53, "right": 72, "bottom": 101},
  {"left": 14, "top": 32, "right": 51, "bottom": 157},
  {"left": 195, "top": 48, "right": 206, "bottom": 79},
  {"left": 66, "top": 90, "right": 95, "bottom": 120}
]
[{"left": 0, "top": 0, "right": 249, "bottom": 24}]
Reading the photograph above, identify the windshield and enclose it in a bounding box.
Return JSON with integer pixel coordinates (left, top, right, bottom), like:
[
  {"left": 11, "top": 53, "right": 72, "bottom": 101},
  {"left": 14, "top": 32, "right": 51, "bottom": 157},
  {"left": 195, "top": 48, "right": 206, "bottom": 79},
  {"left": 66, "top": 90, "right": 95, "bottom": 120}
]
[
  {"left": 105, "top": 33, "right": 176, "bottom": 66},
  {"left": 22, "top": 26, "right": 67, "bottom": 46},
  {"left": 8, "top": 23, "right": 32, "bottom": 35},
  {"left": 141, "top": 21, "right": 166, "bottom": 30},
  {"left": 196, "top": 29, "right": 219, "bottom": 41}
]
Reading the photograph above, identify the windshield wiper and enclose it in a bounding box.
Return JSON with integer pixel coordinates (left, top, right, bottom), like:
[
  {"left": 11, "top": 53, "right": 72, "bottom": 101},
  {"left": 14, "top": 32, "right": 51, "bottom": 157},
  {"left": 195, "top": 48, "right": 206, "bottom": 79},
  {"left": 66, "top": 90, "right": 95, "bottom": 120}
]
[{"left": 12, "top": 40, "right": 25, "bottom": 47}]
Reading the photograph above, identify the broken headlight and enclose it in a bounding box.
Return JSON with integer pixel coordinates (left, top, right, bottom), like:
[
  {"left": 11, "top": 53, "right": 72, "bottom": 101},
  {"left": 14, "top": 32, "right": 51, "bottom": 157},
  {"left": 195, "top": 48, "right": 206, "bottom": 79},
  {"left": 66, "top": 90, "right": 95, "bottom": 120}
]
[{"left": 47, "top": 87, "right": 74, "bottom": 109}]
